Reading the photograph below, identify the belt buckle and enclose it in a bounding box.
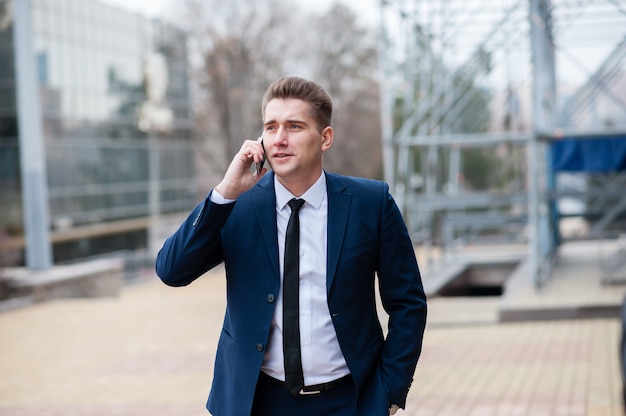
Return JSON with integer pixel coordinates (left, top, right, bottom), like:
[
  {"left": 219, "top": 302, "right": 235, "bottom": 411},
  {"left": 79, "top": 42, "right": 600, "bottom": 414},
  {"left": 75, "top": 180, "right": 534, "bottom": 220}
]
[{"left": 299, "top": 388, "right": 321, "bottom": 395}]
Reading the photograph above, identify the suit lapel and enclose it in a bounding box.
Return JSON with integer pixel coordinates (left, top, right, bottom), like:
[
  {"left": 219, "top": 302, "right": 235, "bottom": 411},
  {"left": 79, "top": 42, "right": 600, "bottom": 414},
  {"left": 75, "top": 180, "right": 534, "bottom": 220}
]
[
  {"left": 326, "top": 173, "right": 351, "bottom": 293},
  {"left": 252, "top": 173, "right": 280, "bottom": 278},
  {"left": 251, "top": 172, "right": 351, "bottom": 290}
]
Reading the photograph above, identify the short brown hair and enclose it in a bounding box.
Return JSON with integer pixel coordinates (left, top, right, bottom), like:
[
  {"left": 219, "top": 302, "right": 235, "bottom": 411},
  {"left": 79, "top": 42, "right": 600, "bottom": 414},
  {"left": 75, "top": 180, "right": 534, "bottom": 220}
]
[{"left": 261, "top": 77, "right": 333, "bottom": 132}]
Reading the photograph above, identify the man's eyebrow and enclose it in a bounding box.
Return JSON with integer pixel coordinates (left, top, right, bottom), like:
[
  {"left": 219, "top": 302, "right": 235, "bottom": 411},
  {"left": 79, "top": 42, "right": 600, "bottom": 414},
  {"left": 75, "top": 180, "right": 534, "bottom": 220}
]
[{"left": 263, "top": 119, "right": 308, "bottom": 127}]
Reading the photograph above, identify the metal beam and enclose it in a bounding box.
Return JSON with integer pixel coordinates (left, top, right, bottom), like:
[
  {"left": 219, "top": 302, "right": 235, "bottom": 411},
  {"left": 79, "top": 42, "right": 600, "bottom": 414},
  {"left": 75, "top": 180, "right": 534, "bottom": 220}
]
[
  {"left": 402, "top": 132, "right": 533, "bottom": 147},
  {"left": 538, "top": 128, "right": 626, "bottom": 140},
  {"left": 409, "top": 192, "right": 528, "bottom": 210}
]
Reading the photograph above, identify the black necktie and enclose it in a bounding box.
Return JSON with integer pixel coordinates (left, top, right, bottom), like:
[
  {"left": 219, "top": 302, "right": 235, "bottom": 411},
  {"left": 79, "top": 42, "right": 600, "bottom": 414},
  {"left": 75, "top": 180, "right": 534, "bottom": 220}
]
[{"left": 283, "top": 198, "right": 305, "bottom": 396}]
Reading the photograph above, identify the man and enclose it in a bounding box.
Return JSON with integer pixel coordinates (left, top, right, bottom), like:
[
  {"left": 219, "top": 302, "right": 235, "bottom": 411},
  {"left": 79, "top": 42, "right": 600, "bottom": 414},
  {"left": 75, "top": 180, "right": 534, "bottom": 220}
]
[{"left": 156, "top": 77, "right": 427, "bottom": 415}]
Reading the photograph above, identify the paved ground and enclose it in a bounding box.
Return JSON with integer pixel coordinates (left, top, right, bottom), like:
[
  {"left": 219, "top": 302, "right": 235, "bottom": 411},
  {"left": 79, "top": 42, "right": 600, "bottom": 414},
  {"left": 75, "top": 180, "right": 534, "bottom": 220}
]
[{"left": 0, "top": 263, "right": 623, "bottom": 415}]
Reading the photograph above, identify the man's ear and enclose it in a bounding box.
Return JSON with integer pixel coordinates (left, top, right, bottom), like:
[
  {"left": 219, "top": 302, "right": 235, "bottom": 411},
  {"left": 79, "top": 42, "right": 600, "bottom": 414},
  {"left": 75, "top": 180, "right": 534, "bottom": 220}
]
[{"left": 321, "top": 126, "right": 333, "bottom": 152}]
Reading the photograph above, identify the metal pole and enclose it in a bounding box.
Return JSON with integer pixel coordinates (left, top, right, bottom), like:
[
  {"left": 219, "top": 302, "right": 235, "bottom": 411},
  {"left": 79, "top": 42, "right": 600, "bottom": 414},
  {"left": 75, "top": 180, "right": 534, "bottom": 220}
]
[
  {"left": 529, "top": 0, "right": 556, "bottom": 288},
  {"left": 148, "top": 134, "right": 161, "bottom": 258},
  {"left": 378, "top": 0, "right": 396, "bottom": 191},
  {"left": 13, "top": 0, "right": 53, "bottom": 269}
]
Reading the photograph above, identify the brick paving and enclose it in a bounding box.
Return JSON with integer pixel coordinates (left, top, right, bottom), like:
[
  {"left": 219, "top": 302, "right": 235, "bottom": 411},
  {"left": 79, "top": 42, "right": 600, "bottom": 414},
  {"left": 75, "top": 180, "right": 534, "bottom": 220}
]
[
  {"left": 407, "top": 315, "right": 621, "bottom": 415},
  {"left": 0, "top": 267, "right": 623, "bottom": 416}
]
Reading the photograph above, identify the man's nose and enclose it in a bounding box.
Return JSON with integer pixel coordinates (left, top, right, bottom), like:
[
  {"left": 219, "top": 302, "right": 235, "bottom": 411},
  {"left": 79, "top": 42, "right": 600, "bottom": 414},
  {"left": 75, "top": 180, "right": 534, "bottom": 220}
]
[{"left": 274, "top": 127, "right": 288, "bottom": 145}]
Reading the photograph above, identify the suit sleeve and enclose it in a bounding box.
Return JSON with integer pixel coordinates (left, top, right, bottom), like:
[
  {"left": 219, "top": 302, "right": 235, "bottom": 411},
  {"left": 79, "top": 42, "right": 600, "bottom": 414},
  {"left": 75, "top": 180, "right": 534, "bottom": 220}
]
[
  {"left": 376, "top": 184, "right": 427, "bottom": 408},
  {"left": 155, "top": 191, "right": 235, "bottom": 287}
]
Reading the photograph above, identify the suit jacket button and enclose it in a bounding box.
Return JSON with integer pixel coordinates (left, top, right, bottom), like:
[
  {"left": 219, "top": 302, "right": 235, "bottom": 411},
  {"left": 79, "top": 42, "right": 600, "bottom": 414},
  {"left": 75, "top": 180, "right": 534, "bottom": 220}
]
[
  {"left": 267, "top": 294, "right": 275, "bottom": 303},
  {"left": 256, "top": 343, "right": 264, "bottom": 352}
]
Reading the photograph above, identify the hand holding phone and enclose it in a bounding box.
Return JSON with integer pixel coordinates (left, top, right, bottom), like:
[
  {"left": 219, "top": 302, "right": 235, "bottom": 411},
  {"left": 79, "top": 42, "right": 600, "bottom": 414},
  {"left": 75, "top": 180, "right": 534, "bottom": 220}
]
[{"left": 255, "top": 135, "right": 265, "bottom": 175}]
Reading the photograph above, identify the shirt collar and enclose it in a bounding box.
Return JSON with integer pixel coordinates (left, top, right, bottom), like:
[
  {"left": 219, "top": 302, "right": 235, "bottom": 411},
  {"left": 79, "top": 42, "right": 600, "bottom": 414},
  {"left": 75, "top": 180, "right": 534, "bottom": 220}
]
[{"left": 275, "top": 172, "right": 327, "bottom": 211}]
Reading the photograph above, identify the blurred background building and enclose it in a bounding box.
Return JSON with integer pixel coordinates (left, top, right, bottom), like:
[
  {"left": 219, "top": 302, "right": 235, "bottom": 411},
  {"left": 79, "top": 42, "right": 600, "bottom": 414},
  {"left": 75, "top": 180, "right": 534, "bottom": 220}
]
[
  {"left": 0, "top": 0, "right": 196, "bottom": 272},
  {"left": 0, "top": 0, "right": 625, "bottom": 296}
]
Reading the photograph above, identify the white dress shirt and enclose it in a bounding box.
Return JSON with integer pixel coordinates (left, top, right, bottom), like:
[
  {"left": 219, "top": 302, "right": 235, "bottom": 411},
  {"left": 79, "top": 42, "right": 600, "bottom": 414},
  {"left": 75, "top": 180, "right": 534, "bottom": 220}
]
[
  {"left": 261, "top": 173, "right": 349, "bottom": 385},
  {"left": 210, "top": 173, "right": 350, "bottom": 385}
]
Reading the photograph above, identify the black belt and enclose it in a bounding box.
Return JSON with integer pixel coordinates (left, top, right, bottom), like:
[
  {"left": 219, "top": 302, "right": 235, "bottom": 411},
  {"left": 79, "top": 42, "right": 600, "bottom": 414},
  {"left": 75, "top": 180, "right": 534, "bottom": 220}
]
[{"left": 260, "top": 372, "right": 352, "bottom": 395}]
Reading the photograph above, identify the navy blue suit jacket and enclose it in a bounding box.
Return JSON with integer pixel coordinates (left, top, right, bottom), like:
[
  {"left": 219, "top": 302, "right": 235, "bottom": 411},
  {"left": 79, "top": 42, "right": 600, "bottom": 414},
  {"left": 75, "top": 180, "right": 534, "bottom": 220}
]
[{"left": 156, "top": 172, "right": 427, "bottom": 416}]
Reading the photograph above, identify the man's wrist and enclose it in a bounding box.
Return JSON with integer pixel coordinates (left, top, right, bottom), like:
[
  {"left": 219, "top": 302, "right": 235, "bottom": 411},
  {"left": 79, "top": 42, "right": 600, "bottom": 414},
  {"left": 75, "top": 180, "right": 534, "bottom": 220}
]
[
  {"left": 214, "top": 178, "right": 248, "bottom": 200},
  {"left": 210, "top": 188, "right": 237, "bottom": 205},
  {"left": 389, "top": 404, "right": 399, "bottom": 415}
]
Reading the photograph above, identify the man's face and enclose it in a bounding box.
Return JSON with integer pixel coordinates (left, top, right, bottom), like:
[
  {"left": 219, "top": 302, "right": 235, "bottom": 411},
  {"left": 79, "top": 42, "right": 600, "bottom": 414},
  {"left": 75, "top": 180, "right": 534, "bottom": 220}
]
[{"left": 263, "top": 98, "right": 332, "bottom": 191}]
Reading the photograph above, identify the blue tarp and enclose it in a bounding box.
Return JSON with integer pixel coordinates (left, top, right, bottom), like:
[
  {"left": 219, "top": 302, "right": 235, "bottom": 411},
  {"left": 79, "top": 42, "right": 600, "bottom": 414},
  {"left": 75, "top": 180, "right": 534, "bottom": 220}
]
[{"left": 552, "top": 137, "right": 626, "bottom": 172}]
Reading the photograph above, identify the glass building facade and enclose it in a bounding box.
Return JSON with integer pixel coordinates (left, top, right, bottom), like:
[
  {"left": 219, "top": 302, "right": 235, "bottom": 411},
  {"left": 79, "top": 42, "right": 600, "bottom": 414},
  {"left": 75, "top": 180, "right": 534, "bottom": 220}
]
[{"left": 0, "top": 0, "right": 196, "bottom": 264}]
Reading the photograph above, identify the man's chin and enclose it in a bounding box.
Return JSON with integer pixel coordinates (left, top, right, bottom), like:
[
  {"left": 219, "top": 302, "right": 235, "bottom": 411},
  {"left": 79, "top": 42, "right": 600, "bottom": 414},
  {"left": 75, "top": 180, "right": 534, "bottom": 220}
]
[{"left": 270, "top": 164, "right": 294, "bottom": 177}]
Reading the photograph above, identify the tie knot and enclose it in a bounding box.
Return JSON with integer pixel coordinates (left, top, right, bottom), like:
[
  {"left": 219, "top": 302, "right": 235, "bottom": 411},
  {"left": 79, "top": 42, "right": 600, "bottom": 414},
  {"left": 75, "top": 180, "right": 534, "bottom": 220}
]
[{"left": 288, "top": 198, "right": 305, "bottom": 213}]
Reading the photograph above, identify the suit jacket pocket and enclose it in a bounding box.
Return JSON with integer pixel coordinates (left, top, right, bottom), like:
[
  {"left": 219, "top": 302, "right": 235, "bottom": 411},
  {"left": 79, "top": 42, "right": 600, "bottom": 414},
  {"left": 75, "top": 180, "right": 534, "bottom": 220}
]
[{"left": 342, "top": 237, "right": 376, "bottom": 260}]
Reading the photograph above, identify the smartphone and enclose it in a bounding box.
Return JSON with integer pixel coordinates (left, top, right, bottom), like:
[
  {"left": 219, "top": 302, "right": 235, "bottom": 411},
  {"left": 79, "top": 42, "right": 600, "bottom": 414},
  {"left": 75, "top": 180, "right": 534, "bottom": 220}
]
[{"left": 255, "top": 135, "right": 265, "bottom": 175}]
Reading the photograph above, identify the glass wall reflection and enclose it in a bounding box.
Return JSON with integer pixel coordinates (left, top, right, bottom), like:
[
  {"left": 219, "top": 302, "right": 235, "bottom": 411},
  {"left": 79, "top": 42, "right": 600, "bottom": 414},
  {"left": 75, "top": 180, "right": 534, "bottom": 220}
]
[{"left": 3, "top": 0, "right": 195, "bottom": 263}]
